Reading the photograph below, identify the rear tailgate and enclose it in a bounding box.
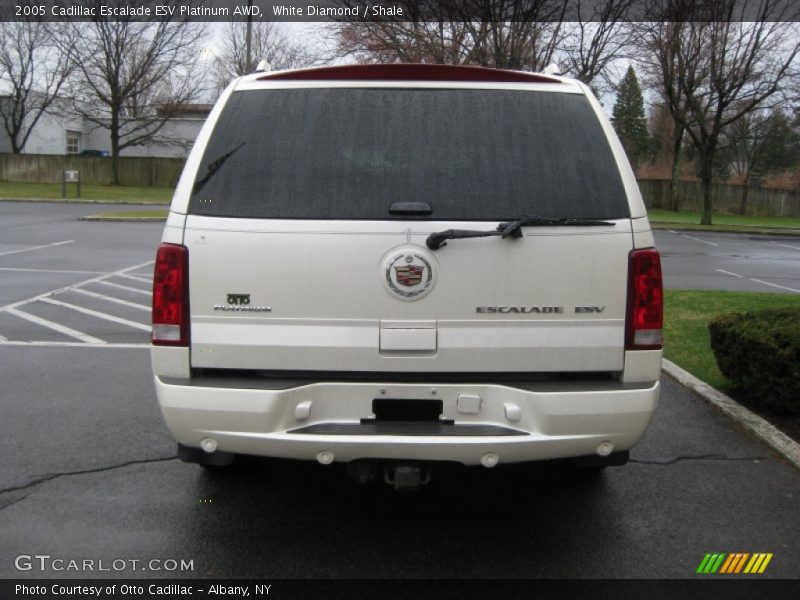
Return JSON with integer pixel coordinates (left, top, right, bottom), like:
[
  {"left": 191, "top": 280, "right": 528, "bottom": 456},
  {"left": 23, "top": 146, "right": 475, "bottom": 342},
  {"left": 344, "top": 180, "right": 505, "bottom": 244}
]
[
  {"left": 180, "top": 83, "right": 636, "bottom": 375},
  {"left": 186, "top": 217, "right": 631, "bottom": 373}
]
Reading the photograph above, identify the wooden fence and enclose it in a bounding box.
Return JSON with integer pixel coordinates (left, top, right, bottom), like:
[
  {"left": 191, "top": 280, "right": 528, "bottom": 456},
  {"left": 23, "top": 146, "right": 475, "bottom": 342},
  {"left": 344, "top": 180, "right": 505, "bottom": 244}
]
[
  {"left": 637, "top": 178, "right": 800, "bottom": 218},
  {"left": 0, "top": 153, "right": 184, "bottom": 188},
  {"left": 1, "top": 152, "right": 799, "bottom": 217}
]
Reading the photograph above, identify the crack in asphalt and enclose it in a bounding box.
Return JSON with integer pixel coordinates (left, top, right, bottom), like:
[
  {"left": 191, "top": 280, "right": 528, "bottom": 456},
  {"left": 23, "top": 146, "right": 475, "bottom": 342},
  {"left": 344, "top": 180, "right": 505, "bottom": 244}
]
[
  {"left": 0, "top": 453, "right": 772, "bottom": 510},
  {"left": 630, "top": 454, "right": 767, "bottom": 466},
  {"left": 0, "top": 492, "right": 31, "bottom": 512},
  {"left": 0, "top": 455, "right": 179, "bottom": 501}
]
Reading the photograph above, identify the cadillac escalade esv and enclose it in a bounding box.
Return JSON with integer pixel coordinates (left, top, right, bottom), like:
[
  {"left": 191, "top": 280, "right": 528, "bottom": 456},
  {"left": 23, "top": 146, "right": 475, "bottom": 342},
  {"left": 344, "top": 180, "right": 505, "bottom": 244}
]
[{"left": 151, "top": 64, "right": 663, "bottom": 489}]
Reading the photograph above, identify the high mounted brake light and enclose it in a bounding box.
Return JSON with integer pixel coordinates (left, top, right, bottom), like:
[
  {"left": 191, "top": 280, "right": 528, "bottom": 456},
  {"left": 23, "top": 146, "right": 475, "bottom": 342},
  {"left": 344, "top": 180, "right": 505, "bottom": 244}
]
[
  {"left": 257, "top": 63, "right": 563, "bottom": 84},
  {"left": 626, "top": 248, "right": 663, "bottom": 350},
  {"left": 152, "top": 243, "right": 189, "bottom": 346}
]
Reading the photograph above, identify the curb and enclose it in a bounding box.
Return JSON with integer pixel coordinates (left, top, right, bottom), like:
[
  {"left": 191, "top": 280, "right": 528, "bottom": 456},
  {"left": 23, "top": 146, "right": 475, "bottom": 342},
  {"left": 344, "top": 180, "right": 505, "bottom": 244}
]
[
  {"left": 651, "top": 224, "right": 800, "bottom": 237},
  {"left": 0, "top": 197, "right": 168, "bottom": 205},
  {"left": 79, "top": 216, "right": 166, "bottom": 222},
  {"left": 663, "top": 359, "right": 800, "bottom": 470}
]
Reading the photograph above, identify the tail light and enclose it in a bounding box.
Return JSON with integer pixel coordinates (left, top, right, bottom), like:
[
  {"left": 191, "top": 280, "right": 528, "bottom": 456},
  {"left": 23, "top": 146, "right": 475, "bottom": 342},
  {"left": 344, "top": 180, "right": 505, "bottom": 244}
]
[
  {"left": 152, "top": 243, "right": 189, "bottom": 346},
  {"left": 626, "top": 248, "right": 663, "bottom": 350}
]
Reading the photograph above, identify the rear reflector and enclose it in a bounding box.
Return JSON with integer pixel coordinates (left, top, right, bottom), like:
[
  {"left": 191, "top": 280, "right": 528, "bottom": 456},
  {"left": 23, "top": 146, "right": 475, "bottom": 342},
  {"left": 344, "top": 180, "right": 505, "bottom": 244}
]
[
  {"left": 152, "top": 243, "right": 189, "bottom": 346},
  {"left": 626, "top": 248, "right": 663, "bottom": 350}
]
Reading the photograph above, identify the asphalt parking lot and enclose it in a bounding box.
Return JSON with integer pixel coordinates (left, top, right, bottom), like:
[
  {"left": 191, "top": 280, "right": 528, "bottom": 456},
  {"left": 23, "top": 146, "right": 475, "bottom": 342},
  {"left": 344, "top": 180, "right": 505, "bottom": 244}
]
[
  {"left": 1, "top": 201, "right": 799, "bottom": 580},
  {"left": 657, "top": 228, "right": 800, "bottom": 294}
]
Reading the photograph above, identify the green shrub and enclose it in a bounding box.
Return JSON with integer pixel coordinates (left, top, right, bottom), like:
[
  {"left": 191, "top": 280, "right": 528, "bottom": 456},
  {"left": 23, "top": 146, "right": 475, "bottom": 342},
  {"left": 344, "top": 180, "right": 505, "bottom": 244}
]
[{"left": 708, "top": 307, "right": 800, "bottom": 413}]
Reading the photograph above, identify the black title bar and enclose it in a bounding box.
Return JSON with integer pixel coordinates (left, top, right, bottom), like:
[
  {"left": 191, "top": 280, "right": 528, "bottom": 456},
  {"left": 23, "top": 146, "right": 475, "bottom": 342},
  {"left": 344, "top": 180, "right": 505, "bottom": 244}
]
[
  {"left": 4, "top": 579, "right": 800, "bottom": 600},
  {"left": 2, "top": 0, "right": 800, "bottom": 22}
]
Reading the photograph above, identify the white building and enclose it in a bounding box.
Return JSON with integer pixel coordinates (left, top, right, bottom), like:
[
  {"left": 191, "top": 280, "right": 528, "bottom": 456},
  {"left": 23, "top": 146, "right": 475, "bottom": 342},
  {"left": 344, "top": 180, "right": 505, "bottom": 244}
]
[{"left": 0, "top": 98, "right": 211, "bottom": 158}]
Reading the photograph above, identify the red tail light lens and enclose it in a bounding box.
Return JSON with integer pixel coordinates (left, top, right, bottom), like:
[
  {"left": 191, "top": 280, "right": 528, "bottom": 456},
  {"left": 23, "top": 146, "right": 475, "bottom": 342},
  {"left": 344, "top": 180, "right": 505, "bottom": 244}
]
[
  {"left": 626, "top": 248, "right": 663, "bottom": 350},
  {"left": 152, "top": 243, "right": 189, "bottom": 346}
]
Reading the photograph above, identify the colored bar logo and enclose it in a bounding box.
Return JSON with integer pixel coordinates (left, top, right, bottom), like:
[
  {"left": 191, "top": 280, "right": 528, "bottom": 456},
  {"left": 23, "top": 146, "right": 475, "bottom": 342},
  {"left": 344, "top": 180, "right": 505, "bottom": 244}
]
[{"left": 696, "top": 553, "right": 773, "bottom": 574}]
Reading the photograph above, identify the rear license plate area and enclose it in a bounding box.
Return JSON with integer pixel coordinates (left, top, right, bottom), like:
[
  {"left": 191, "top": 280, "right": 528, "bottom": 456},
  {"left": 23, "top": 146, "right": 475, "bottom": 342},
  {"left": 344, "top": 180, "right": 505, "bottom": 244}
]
[{"left": 363, "top": 399, "right": 452, "bottom": 424}]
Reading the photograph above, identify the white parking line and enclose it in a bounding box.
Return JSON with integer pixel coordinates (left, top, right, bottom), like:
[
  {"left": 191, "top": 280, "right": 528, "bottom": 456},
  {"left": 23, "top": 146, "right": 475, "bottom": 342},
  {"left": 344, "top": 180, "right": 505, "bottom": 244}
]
[
  {"left": 0, "top": 240, "right": 75, "bottom": 257},
  {"left": 681, "top": 234, "right": 719, "bottom": 246},
  {"left": 0, "top": 267, "right": 107, "bottom": 275},
  {"left": 715, "top": 268, "right": 799, "bottom": 293},
  {"left": 97, "top": 280, "right": 151, "bottom": 296},
  {"left": 0, "top": 341, "right": 149, "bottom": 348},
  {"left": 5, "top": 307, "right": 105, "bottom": 344},
  {"left": 70, "top": 287, "right": 150, "bottom": 311},
  {"left": 0, "top": 259, "right": 154, "bottom": 313},
  {"left": 715, "top": 269, "right": 745, "bottom": 278},
  {"left": 117, "top": 273, "right": 153, "bottom": 284},
  {"left": 0, "top": 259, "right": 154, "bottom": 345},
  {"left": 771, "top": 242, "right": 800, "bottom": 251},
  {"left": 38, "top": 297, "right": 151, "bottom": 331},
  {"left": 748, "top": 278, "right": 800, "bottom": 294}
]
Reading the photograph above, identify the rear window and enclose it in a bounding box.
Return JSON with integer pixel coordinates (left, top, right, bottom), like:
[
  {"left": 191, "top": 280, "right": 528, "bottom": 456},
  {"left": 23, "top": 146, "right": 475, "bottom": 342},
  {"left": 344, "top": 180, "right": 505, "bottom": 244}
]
[{"left": 188, "top": 88, "right": 629, "bottom": 220}]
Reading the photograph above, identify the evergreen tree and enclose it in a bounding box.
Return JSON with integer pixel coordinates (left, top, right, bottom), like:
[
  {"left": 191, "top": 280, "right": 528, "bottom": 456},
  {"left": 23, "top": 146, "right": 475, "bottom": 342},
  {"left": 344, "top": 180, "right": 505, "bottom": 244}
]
[{"left": 613, "top": 66, "right": 651, "bottom": 168}]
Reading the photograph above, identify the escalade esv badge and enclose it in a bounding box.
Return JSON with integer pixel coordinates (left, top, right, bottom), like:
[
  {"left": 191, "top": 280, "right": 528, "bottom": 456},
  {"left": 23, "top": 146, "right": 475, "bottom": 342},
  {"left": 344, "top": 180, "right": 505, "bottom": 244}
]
[{"left": 382, "top": 247, "right": 436, "bottom": 301}]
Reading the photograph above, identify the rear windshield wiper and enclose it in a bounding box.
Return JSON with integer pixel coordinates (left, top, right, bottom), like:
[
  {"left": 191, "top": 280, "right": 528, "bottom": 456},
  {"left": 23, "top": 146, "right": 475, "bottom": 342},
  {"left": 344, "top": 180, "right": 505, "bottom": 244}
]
[
  {"left": 425, "top": 216, "right": 615, "bottom": 250},
  {"left": 192, "top": 141, "right": 247, "bottom": 194}
]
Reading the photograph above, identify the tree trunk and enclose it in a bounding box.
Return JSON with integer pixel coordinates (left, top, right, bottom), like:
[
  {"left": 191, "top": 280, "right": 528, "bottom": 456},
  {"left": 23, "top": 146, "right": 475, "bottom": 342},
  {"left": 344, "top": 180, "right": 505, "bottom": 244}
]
[
  {"left": 699, "top": 153, "right": 714, "bottom": 225},
  {"left": 668, "top": 126, "right": 684, "bottom": 211},
  {"left": 740, "top": 174, "right": 750, "bottom": 216},
  {"left": 11, "top": 127, "right": 22, "bottom": 153},
  {"left": 110, "top": 111, "right": 120, "bottom": 186}
]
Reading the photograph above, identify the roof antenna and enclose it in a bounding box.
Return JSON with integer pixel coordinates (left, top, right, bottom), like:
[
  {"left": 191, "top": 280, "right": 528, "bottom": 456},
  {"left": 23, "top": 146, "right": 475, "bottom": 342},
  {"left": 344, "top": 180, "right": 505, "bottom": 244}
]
[
  {"left": 543, "top": 63, "right": 561, "bottom": 76},
  {"left": 255, "top": 60, "right": 271, "bottom": 73}
]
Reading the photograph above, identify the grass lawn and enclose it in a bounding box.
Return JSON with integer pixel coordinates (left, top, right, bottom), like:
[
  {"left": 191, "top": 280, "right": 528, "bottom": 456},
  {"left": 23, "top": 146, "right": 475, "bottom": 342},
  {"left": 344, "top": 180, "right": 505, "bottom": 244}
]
[
  {"left": 665, "top": 289, "right": 800, "bottom": 390},
  {"left": 649, "top": 209, "right": 800, "bottom": 232},
  {"left": 0, "top": 181, "right": 172, "bottom": 203}
]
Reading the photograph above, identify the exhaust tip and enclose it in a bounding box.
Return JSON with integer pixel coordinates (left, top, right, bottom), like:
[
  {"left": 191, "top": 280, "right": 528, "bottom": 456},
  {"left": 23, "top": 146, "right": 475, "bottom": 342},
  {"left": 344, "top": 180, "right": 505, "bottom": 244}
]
[
  {"left": 597, "top": 441, "right": 614, "bottom": 457},
  {"left": 480, "top": 453, "right": 499, "bottom": 468},
  {"left": 316, "top": 451, "right": 335, "bottom": 465},
  {"left": 200, "top": 438, "right": 218, "bottom": 453}
]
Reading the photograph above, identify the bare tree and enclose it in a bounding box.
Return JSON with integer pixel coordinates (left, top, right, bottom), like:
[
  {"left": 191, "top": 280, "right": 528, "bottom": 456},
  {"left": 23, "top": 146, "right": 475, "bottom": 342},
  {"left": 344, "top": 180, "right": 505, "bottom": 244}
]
[
  {"left": 336, "top": 21, "right": 475, "bottom": 65},
  {"left": 212, "top": 22, "right": 316, "bottom": 95},
  {"left": 643, "top": 1, "right": 800, "bottom": 224},
  {"left": 335, "top": 1, "right": 470, "bottom": 64},
  {"left": 0, "top": 22, "right": 75, "bottom": 153},
  {"left": 558, "top": 0, "right": 640, "bottom": 91},
  {"left": 638, "top": 20, "right": 701, "bottom": 211},
  {"left": 65, "top": 8, "right": 206, "bottom": 184},
  {"left": 335, "top": 0, "right": 567, "bottom": 71},
  {"left": 337, "top": 0, "right": 644, "bottom": 82},
  {"left": 450, "top": 0, "right": 568, "bottom": 71}
]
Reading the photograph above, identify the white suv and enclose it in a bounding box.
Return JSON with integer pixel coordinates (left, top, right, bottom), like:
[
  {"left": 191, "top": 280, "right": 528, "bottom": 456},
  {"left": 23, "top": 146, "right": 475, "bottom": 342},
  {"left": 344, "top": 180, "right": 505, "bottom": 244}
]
[{"left": 151, "top": 64, "right": 662, "bottom": 488}]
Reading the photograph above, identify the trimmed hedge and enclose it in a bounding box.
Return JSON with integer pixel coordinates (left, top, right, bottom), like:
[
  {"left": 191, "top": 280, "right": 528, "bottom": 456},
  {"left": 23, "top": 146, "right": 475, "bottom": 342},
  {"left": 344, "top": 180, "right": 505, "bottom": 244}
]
[{"left": 708, "top": 307, "right": 800, "bottom": 413}]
